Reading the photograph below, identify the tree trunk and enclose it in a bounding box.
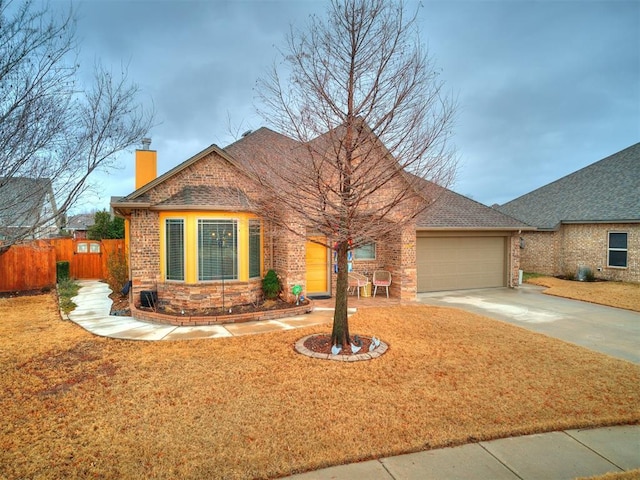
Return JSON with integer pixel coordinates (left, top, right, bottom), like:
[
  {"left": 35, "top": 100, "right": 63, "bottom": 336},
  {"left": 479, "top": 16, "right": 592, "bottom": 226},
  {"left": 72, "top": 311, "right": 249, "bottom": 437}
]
[{"left": 331, "top": 240, "right": 350, "bottom": 347}]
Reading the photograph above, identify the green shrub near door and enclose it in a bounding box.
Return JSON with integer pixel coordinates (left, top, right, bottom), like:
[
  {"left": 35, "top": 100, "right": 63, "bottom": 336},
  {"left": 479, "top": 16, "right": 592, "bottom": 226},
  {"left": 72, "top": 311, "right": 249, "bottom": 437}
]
[{"left": 56, "top": 261, "right": 70, "bottom": 282}]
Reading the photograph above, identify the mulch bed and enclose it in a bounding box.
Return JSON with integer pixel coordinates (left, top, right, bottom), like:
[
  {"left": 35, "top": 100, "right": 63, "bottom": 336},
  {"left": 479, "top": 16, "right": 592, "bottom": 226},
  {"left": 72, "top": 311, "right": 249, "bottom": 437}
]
[{"left": 303, "top": 333, "right": 373, "bottom": 355}]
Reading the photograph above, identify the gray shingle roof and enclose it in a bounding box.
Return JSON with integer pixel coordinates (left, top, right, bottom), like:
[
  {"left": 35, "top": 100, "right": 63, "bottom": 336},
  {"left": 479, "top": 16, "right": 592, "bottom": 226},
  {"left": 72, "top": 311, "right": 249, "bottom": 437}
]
[
  {"left": 66, "top": 213, "right": 95, "bottom": 230},
  {"left": 497, "top": 143, "right": 640, "bottom": 229},
  {"left": 417, "top": 185, "right": 531, "bottom": 230},
  {"left": 154, "top": 185, "right": 250, "bottom": 209},
  {"left": 0, "top": 177, "right": 55, "bottom": 228}
]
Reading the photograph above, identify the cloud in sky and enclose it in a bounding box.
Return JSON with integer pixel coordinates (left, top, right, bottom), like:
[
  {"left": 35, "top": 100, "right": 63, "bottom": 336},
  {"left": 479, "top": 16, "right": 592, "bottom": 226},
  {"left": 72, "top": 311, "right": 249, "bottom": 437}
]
[{"left": 58, "top": 0, "right": 638, "bottom": 212}]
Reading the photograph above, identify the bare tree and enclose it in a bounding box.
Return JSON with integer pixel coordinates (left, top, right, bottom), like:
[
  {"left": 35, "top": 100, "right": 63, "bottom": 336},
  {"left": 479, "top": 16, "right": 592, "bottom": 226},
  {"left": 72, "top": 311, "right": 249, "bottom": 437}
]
[
  {"left": 0, "top": 0, "right": 153, "bottom": 248},
  {"left": 252, "top": 0, "right": 457, "bottom": 347}
]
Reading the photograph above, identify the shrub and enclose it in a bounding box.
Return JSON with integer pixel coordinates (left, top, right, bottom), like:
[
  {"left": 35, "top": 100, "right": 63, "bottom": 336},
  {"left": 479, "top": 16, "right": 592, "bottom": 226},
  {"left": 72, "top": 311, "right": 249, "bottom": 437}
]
[
  {"left": 56, "top": 261, "right": 70, "bottom": 282},
  {"left": 106, "top": 247, "right": 128, "bottom": 294},
  {"left": 584, "top": 268, "right": 596, "bottom": 282},
  {"left": 262, "top": 270, "right": 281, "bottom": 300},
  {"left": 57, "top": 278, "right": 79, "bottom": 313}
]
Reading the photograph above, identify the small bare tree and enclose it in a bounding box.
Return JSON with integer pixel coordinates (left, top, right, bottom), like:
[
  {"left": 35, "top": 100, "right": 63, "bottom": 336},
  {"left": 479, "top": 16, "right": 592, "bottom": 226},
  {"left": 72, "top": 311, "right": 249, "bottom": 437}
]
[
  {"left": 252, "top": 0, "right": 457, "bottom": 347},
  {"left": 0, "top": 0, "right": 153, "bottom": 248}
]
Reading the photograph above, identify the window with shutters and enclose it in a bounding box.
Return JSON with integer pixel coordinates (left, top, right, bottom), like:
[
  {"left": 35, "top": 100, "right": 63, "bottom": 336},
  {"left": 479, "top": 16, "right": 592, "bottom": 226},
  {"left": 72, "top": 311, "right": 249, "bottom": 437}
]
[{"left": 165, "top": 219, "right": 185, "bottom": 281}]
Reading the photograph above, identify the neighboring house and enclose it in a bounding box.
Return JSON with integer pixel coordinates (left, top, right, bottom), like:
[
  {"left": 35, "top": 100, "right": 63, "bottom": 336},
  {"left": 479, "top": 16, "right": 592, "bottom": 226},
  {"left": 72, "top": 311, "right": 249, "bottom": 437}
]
[
  {"left": 0, "top": 177, "right": 59, "bottom": 242},
  {"left": 66, "top": 213, "right": 95, "bottom": 240},
  {"left": 111, "top": 128, "right": 528, "bottom": 316},
  {"left": 497, "top": 143, "right": 640, "bottom": 283}
]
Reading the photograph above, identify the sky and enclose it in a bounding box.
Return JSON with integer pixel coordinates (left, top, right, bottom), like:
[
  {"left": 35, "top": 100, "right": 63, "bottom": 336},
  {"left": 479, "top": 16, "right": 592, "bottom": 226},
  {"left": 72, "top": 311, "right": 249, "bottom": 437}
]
[{"left": 54, "top": 0, "right": 639, "bottom": 212}]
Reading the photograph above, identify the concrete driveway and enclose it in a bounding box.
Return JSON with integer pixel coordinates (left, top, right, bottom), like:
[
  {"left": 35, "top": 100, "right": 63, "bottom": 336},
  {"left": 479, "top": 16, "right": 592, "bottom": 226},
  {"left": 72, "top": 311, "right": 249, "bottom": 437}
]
[{"left": 418, "top": 284, "right": 640, "bottom": 364}]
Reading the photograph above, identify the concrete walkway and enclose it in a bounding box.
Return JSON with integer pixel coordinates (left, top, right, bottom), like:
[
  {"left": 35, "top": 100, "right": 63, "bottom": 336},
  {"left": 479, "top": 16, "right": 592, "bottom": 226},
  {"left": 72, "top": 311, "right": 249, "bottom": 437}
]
[
  {"left": 283, "top": 425, "right": 640, "bottom": 480},
  {"left": 66, "top": 280, "right": 332, "bottom": 340},
  {"left": 66, "top": 281, "right": 640, "bottom": 479}
]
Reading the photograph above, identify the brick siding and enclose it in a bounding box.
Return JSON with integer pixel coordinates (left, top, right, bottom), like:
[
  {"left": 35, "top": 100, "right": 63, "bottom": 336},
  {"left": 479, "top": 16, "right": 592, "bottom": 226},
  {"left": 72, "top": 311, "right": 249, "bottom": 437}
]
[{"left": 520, "top": 223, "right": 639, "bottom": 283}]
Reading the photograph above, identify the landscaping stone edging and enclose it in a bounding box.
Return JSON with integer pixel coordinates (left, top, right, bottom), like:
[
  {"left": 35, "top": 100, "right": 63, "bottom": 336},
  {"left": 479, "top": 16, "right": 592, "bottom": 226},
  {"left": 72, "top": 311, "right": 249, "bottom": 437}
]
[
  {"left": 131, "top": 301, "right": 314, "bottom": 326},
  {"left": 294, "top": 334, "right": 388, "bottom": 362}
]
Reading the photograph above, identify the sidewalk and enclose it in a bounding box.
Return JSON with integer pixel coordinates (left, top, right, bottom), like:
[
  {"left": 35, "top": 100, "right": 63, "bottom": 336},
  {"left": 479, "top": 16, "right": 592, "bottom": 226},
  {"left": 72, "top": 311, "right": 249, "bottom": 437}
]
[
  {"left": 66, "top": 280, "right": 333, "bottom": 340},
  {"left": 66, "top": 280, "right": 640, "bottom": 480},
  {"left": 282, "top": 425, "right": 640, "bottom": 480}
]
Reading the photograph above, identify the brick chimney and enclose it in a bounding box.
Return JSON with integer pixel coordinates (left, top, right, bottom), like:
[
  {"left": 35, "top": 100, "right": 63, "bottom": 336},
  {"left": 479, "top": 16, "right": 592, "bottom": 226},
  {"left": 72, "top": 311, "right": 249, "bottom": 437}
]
[{"left": 135, "top": 137, "right": 157, "bottom": 189}]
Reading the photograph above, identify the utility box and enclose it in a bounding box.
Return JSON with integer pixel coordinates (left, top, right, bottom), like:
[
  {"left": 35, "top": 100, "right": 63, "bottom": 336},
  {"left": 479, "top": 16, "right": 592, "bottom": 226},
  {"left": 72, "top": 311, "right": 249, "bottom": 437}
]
[{"left": 140, "top": 290, "right": 157, "bottom": 308}]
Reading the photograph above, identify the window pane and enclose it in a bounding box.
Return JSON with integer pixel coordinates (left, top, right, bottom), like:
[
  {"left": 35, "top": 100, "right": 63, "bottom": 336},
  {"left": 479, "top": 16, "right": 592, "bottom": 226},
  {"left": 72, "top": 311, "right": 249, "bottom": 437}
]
[
  {"left": 166, "top": 219, "right": 184, "bottom": 281},
  {"left": 199, "top": 220, "right": 237, "bottom": 281},
  {"left": 249, "top": 220, "right": 261, "bottom": 278},
  {"left": 354, "top": 243, "right": 376, "bottom": 260},
  {"left": 608, "top": 250, "right": 627, "bottom": 268},
  {"left": 609, "top": 232, "right": 627, "bottom": 249},
  {"left": 89, "top": 243, "right": 101, "bottom": 253},
  {"left": 77, "top": 242, "right": 88, "bottom": 253}
]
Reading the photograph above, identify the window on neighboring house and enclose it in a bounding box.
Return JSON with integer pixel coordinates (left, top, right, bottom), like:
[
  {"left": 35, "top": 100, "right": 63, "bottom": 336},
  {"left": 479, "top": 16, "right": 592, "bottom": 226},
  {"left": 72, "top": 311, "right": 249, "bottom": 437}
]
[
  {"left": 198, "top": 219, "right": 238, "bottom": 281},
  {"left": 354, "top": 242, "right": 376, "bottom": 260},
  {"left": 166, "top": 219, "right": 185, "bottom": 281},
  {"left": 249, "top": 219, "right": 261, "bottom": 278},
  {"left": 608, "top": 232, "right": 628, "bottom": 268}
]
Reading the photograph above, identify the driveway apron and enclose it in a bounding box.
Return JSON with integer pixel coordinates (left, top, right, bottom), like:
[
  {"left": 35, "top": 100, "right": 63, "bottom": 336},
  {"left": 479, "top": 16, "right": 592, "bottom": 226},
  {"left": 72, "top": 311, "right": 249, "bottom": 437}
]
[{"left": 418, "top": 284, "right": 640, "bottom": 364}]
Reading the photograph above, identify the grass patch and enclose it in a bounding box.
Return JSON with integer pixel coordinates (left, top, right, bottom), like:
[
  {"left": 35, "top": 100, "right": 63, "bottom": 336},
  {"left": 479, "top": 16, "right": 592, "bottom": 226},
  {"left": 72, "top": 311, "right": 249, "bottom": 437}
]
[
  {"left": 57, "top": 278, "right": 80, "bottom": 314},
  {"left": 526, "top": 276, "right": 640, "bottom": 312},
  {"left": 1, "top": 293, "right": 638, "bottom": 479},
  {"left": 522, "top": 271, "right": 546, "bottom": 282}
]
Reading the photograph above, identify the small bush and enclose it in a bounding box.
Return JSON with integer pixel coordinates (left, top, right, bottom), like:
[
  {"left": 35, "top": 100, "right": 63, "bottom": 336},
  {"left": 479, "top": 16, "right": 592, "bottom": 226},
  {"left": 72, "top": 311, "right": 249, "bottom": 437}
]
[
  {"left": 262, "top": 270, "right": 281, "bottom": 300},
  {"left": 106, "top": 247, "right": 128, "bottom": 294},
  {"left": 584, "top": 269, "right": 596, "bottom": 282},
  {"left": 57, "top": 278, "right": 80, "bottom": 314},
  {"left": 56, "top": 261, "right": 70, "bottom": 282}
]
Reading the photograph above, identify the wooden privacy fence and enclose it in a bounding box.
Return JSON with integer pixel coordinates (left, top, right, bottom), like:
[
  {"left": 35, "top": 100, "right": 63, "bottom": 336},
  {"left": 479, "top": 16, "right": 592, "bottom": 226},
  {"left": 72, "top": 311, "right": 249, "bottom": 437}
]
[
  {"left": 0, "top": 241, "right": 56, "bottom": 292},
  {"left": 0, "top": 238, "right": 125, "bottom": 293}
]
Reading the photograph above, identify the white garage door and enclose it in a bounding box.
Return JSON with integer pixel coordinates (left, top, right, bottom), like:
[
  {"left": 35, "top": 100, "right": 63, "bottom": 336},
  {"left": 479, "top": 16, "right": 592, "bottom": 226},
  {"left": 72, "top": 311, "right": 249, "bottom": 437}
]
[{"left": 417, "top": 236, "right": 506, "bottom": 292}]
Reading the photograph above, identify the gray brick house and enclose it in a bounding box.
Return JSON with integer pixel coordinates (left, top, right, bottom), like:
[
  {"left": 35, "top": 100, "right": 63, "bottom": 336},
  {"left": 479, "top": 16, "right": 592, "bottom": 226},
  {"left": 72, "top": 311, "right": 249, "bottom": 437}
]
[{"left": 498, "top": 143, "right": 640, "bottom": 283}]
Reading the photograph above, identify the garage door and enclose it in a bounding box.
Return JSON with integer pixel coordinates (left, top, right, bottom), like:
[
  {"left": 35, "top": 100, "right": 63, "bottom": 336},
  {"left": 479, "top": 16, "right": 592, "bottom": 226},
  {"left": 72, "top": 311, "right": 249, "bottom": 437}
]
[{"left": 417, "top": 236, "right": 506, "bottom": 292}]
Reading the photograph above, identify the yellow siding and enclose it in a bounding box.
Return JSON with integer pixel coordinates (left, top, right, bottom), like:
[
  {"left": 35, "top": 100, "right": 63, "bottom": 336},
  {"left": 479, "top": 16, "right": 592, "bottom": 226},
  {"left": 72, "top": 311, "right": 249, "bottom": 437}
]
[{"left": 159, "top": 211, "right": 260, "bottom": 283}]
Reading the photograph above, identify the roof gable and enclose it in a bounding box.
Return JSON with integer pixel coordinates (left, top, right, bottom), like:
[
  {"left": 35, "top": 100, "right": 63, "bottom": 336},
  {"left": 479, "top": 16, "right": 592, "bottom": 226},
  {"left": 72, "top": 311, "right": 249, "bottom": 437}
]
[
  {"left": 121, "top": 143, "right": 253, "bottom": 202},
  {"left": 497, "top": 143, "right": 640, "bottom": 229}
]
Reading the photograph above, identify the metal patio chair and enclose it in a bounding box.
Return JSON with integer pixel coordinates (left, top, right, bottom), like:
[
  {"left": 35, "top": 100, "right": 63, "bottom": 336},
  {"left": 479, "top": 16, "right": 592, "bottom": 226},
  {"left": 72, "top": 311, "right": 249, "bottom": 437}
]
[
  {"left": 348, "top": 272, "right": 369, "bottom": 299},
  {"left": 372, "top": 270, "right": 391, "bottom": 298}
]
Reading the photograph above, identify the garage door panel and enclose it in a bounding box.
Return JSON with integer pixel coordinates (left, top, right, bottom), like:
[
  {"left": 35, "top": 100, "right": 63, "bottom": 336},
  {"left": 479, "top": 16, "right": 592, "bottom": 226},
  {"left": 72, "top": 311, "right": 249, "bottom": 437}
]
[{"left": 417, "top": 236, "right": 506, "bottom": 292}]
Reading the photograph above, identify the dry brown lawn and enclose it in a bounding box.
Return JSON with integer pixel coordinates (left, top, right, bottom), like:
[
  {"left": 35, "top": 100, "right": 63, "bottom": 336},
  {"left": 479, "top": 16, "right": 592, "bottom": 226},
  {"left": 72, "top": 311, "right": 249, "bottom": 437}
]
[
  {"left": 527, "top": 276, "right": 640, "bottom": 312},
  {"left": 1, "top": 292, "right": 639, "bottom": 479}
]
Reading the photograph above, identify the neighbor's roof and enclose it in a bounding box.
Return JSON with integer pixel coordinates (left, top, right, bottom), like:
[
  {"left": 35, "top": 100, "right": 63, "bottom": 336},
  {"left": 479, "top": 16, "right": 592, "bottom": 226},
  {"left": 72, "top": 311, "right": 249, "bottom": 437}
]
[
  {"left": 417, "top": 185, "right": 532, "bottom": 231},
  {"left": 0, "top": 177, "right": 56, "bottom": 228},
  {"left": 66, "top": 213, "right": 95, "bottom": 230},
  {"left": 497, "top": 142, "right": 640, "bottom": 229}
]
